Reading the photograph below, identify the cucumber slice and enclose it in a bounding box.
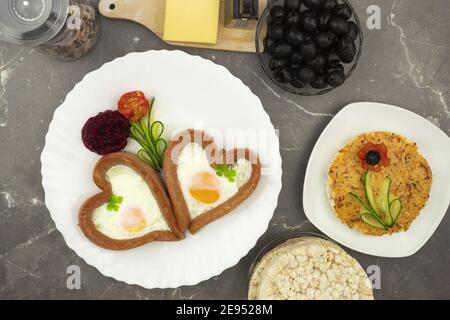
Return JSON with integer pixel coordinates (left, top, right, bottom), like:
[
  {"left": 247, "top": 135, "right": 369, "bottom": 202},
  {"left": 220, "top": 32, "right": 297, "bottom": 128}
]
[
  {"left": 378, "top": 177, "right": 391, "bottom": 213},
  {"left": 389, "top": 192, "right": 398, "bottom": 204},
  {"left": 349, "top": 192, "right": 378, "bottom": 217},
  {"left": 364, "top": 171, "right": 380, "bottom": 217},
  {"left": 361, "top": 212, "right": 388, "bottom": 230},
  {"left": 389, "top": 199, "right": 402, "bottom": 225},
  {"left": 379, "top": 177, "right": 393, "bottom": 226}
]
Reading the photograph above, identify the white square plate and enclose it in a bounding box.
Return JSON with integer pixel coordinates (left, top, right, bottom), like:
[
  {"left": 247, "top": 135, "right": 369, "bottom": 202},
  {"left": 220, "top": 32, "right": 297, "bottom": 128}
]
[{"left": 303, "top": 102, "right": 450, "bottom": 257}]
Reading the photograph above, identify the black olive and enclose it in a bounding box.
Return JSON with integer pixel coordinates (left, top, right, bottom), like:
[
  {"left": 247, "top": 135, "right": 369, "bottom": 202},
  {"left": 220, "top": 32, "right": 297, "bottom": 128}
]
[
  {"left": 307, "top": 54, "right": 326, "bottom": 71},
  {"left": 291, "top": 80, "right": 306, "bottom": 88},
  {"left": 268, "top": 24, "right": 285, "bottom": 41},
  {"left": 328, "top": 17, "right": 349, "bottom": 35},
  {"left": 311, "top": 75, "right": 328, "bottom": 89},
  {"left": 326, "top": 63, "right": 344, "bottom": 74},
  {"left": 268, "top": 19, "right": 283, "bottom": 29},
  {"left": 286, "top": 11, "right": 301, "bottom": 26},
  {"left": 339, "top": 51, "right": 355, "bottom": 63},
  {"left": 303, "top": 0, "right": 321, "bottom": 10},
  {"left": 339, "top": 50, "right": 355, "bottom": 63},
  {"left": 337, "top": 35, "right": 354, "bottom": 51},
  {"left": 365, "top": 150, "right": 381, "bottom": 166},
  {"left": 326, "top": 49, "right": 340, "bottom": 66},
  {"left": 270, "top": 5, "right": 286, "bottom": 23},
  {"left": 264, "top": 37, "right": 277, "bottom": 54},
  {"left": 291, "top": 74, "right": 306, "bottom": 88},
  {"left": 337, "top": 35, "right": 356, "bottom": 63},
  {"left": 296, "top": 66, "right": 316, "bottom": 84},
  {"left": 318, "top": 13, "right": 332, "bottom": 30},
  {"left": 269, "top": 58, "right": 287, "bottom": 71},
  {"left": 273, "top": 70, "right": 289, "bottom": 83},
  {"left": 301, "top": 12, "right": 319, "bottom": 33},
  {"left": 333, "top": 3, "right": 352, "bottom": 20},
  {"left": 365, "top": 150, "right": 381, "bottom": 165},
  {"left": 273, "top": 42, "right": 294, "bottom": 58},
  {"left": 321, "top": 0, "right": 337, "bottom": 12},
  {"left": 285, "top": 27, "right": 306, "bottom": 47},
  {"left": 347, "top": 21, "right": 359, "bottom": 40},
  {"left": 290, "top": 52, "right": 304, "bottom": 68},
  {"left": 301, "top": 8, "right": 313, "bottom": 16},
  {"left": 326, "top": 70, "right": 345, "bottom": 87},
  {"left": 315, "top": 31, "right": 336, "bottom": 49},
  {"left": 280, "top": 67, "right": 294, "bottom": 82},
  {"left": 284, "top": 0, "right": 301, "bottom": 11},
  {"left": 298, "top": 40, "right": 318, "bottom": 59}
]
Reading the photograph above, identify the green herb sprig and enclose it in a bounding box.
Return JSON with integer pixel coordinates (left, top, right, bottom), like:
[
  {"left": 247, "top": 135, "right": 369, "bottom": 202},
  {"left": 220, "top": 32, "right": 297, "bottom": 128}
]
[
  {"left": 214, "top": 164, "right": 236, "bottom": 183},
  {"left": 107, "top": 194, "right": 123, "bottom": 212},
  {"left": 129, "top": 97, "right": 167, "bottom": 171}
]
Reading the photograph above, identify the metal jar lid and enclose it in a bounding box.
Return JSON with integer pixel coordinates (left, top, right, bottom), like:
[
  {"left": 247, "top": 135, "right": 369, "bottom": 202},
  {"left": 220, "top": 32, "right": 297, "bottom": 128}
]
[{"left": 0, "top": 0, "right": 69, "bottom": 46}]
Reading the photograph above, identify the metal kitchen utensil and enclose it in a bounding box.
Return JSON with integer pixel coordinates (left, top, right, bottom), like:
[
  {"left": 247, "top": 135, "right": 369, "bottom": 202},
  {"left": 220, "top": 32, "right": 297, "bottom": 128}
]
[{"left": 224, "top": 0, "right": 259, "bottom": 29}]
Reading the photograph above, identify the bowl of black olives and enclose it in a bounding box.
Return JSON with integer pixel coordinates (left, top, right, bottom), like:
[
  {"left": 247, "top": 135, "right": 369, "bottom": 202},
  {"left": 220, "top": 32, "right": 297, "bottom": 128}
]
[{"left": 256, "top": 0, "right": 363, "bottom": 95}]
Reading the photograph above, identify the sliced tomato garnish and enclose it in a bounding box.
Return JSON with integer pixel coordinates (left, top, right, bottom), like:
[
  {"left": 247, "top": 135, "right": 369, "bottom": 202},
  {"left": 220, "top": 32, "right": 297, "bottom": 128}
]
[
  {"left": 358, "top": 142, "right": 376, "bottom": 160},
  {"left": 377, "top": 143, "right": 388, "bottom": 155},
  {"left": 358, "top": 142, "right": 390, "bottom": 172},
  {"left": 380, "top": 156, "right": 390, "bottom": 167},
  {"left": 118, "top": 91, "right": 150, "bottom": 122}
]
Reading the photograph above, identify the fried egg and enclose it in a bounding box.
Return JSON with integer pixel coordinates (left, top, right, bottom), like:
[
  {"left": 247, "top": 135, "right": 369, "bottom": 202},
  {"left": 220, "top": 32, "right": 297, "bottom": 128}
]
[
  {"left": 177, "top": 143, "right": 252, "bottom": 219},
  {"left": 92, "top": 165, "right": 170, "bottom": 240}
]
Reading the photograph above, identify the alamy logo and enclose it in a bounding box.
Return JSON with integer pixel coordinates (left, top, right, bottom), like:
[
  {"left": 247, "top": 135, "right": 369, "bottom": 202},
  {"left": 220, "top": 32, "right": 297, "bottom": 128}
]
[
  {"left": 66, "top": 265, "right": 81, "bottom": 290},
  {"left": 367, "top": 265, "right": 381, "bottom": 289},
  {"left": 367, "top": 5, "right": 381, "bottom": 30},
  {"left": 66, "top": 6, "right": 82, "bottom": 30}
]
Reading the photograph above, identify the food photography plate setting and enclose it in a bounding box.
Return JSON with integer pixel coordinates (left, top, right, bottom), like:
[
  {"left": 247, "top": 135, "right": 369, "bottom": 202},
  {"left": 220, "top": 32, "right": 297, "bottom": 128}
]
[{"left": 1, "top": 0, "right": 450, "bottom": 301}]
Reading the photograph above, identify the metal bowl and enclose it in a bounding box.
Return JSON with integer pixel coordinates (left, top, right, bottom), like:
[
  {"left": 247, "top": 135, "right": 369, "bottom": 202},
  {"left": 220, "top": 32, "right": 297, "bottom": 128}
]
[{"left": 255, "top": 0, "right": 364, "bottom": 96}]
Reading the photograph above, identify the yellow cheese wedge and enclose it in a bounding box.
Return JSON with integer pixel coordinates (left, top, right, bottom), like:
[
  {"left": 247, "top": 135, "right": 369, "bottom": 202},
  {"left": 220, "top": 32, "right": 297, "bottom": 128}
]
[{"left": 163, "top": 0, "right": 220, "bottom": 45}]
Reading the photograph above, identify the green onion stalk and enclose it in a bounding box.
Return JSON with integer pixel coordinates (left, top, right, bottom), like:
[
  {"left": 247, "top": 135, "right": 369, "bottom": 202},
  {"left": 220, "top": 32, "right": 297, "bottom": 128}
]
[{"left": 129, "top": 97, "right": 167, "bottom": 171}]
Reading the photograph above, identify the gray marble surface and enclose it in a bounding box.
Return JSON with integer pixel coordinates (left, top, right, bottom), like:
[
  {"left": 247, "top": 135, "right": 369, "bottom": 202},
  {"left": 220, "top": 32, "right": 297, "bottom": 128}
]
[{"left": 1, "top": 0, "right": 449, "bottom": 300}]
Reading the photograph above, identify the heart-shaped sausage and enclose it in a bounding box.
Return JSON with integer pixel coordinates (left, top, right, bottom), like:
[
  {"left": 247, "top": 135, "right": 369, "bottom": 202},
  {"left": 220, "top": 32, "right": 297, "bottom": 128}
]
[
  {"left": 79, "top": 152, "right": 184, "bottom": 250},
  {"left": 163, "top": 130, "right": 261, "bottom": 234}
]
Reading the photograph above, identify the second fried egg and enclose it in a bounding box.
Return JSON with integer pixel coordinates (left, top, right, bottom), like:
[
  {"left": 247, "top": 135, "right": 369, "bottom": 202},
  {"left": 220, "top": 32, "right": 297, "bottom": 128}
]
[{"left": 177, "top": 143, "right": 252, "bottom": 219}]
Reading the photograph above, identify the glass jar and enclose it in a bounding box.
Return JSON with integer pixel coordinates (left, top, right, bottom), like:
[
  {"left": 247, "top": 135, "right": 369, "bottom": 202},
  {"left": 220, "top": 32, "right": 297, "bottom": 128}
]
[{"left": 0, "top": 0, "right": 100, "bottom": 61}]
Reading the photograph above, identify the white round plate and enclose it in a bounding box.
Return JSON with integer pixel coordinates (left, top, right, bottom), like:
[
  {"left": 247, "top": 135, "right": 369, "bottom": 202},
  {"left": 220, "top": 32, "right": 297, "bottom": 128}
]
[
  {"left": 303, "top": 102, "right": 450, "bottom": 258},
  {"left": 41, "top": 50, "right": 282, "bottom": 288}
]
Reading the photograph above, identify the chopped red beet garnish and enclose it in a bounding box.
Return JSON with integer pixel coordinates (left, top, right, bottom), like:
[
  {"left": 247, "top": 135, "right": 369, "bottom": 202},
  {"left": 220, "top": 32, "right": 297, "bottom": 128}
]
[{"left": 82, "top": 110, "right": 130, "bottom": 155}]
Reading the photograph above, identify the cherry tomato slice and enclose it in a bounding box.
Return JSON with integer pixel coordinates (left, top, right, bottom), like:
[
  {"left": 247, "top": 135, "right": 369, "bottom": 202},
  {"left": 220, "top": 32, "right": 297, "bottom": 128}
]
[{"left": 118, "top": 91, "right": 150, "bottom": 121}]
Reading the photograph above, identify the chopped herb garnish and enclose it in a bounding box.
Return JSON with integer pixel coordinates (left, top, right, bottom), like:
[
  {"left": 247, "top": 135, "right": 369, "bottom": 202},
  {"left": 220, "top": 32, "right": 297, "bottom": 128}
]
[
  {"left": 214, "top": 164, "right": 236, "bottom": 183},
  {"left": 107, "top": 194, "right": 123, "bottom": 212}
]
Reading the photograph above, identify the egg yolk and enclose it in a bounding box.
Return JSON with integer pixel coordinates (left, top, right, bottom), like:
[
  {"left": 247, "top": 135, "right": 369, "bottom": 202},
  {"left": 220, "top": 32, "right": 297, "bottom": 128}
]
[
  {"left": 120, "top": 207, "right": 147, "bottom": 233},
  {"left": 189, "top": 172, "right": 220, "bottom": 204}
]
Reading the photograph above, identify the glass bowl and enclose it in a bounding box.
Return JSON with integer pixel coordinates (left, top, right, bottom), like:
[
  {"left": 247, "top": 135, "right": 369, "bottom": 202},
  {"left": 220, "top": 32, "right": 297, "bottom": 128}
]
[
  {"left": 255, "top": 0, "right": 364, "bottom": 96},
  {"left": 248, "top": 231, "right": 332, "bottom": 298}
]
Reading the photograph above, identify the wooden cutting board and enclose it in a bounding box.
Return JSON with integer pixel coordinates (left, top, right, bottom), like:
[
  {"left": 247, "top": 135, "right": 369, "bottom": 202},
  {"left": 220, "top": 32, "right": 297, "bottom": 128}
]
[{"left": 98, "top": 0, "right": 267, "bottom": 52}]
